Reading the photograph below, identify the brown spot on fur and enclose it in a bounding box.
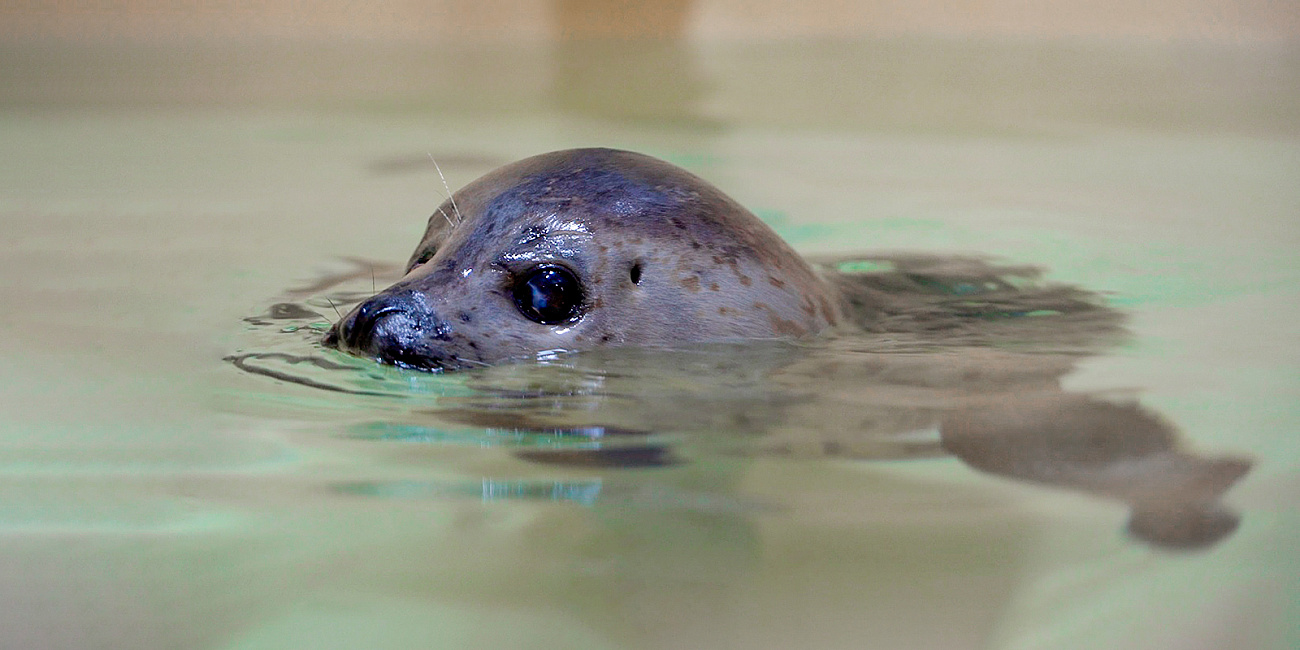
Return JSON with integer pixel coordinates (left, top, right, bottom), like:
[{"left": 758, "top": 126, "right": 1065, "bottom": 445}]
[
  {"left": 768, "top": 276, "right": 786, "bottom": 289},
  {"left": 753, "top": 301, "right": 805, "bottom": 337},
  {"left": 739, "top": 274, "right": 752, "bottom": 286},
  {"left": 681, "top": 275, "right": 701, "bottom": 292},
  {"left": 709, "top": 282, "right": 719, "bottom": 291},
  {"left": 817, "top": 294, "right": 837, "bottom": 324},
  {"left": 800, "top": 294, "right": 819, "bottom": 318},
  {"left": 770, "top": 315, "right": 802, "bottom": 336}
]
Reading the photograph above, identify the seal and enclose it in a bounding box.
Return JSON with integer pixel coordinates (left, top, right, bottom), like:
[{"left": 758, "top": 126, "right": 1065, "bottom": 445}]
[{"left": 323, "top": 148, "right": 843, "bottom": 371}]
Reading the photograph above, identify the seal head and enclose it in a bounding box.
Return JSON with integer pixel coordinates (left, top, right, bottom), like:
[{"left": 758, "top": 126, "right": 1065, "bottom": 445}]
[{"left": 323, "top": 148, "right": 840, "bottom": 370}]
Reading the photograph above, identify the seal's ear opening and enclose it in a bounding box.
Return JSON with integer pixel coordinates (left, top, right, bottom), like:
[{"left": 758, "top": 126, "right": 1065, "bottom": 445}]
[{"left": 630, "top": 261, "right": 643, "bottom": 285}]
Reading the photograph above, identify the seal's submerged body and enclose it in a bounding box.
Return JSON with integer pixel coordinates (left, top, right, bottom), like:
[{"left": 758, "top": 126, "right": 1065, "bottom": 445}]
[
  {"left": 325, "top": 148, "right": 842, "bottom": 370},
  {"left": 307, "top": 149, "right": 1252, "bottom": 549}
]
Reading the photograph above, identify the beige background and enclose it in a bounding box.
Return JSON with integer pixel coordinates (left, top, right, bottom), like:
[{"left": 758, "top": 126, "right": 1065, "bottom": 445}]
[{"left": 2, "top": 0, "right": 1297, "bottom": 42}]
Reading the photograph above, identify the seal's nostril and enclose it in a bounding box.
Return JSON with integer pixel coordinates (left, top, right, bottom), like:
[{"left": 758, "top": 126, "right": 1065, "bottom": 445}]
[
  {"left": 344, "top": 301, "right": 404, "bottom": 351},
  {"left": 321, "top": 324, "right": 341, "bottom": 348}
]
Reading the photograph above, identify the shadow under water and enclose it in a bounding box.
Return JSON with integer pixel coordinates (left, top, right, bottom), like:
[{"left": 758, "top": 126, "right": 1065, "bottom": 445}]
[{"left": 229, "top": 254, "right": 1251, "bottom": 551}]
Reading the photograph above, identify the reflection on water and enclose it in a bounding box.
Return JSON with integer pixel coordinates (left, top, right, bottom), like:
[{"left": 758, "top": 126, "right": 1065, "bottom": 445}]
[
  {"left": 337, "top": 478, "right": 606, "bottom": 506},
  {"left": 231, "top": 252, "right": 1251, "bottom": 551}
]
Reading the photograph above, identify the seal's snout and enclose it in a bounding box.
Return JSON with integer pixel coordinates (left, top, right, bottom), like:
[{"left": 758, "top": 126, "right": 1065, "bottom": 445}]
[
  {"left": 323, "top": 290, "right": 453, "bottom": 370},
  {"left": 339, "top": 299, "right": 404, "bottom": 351}
]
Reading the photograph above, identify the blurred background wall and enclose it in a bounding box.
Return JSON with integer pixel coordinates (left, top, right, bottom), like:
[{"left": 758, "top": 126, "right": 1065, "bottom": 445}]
[
  {"left": 1, "top": 2, "right": 1293, "bottom": 138},
  {"left": 1, "top": 0, "right": 1296, "bottom": 43}
]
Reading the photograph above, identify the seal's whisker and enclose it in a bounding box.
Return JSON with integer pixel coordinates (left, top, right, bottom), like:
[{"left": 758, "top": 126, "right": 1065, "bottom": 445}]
[
  {"left": 425, "top": 155, "right": 458, "bottom": 228},
  {"left": 436, "top": 205, "right": 456, "bottom": 229},
  {"left": 325, "top": 297, "right": 343, "bottom": 321},
  {"left": 428, "top": 154, "right": 463, "bottom": 226}
]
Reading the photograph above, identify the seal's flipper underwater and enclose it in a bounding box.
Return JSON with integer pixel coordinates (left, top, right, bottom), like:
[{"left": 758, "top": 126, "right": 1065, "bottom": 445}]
[{"left": 942, "top": 394, "right": 1251, "bottom": 550}]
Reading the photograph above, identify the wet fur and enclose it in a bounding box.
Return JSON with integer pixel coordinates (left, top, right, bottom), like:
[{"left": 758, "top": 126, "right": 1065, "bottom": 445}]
[
  {"left": 326, "top": 148, "right": 1122, "bottom": 370},
  {"left": 326, "top": 148, "right": 839, "bottom": 369}
]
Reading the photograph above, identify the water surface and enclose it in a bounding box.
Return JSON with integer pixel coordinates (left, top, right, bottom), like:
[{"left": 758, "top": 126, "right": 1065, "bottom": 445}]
[{"left": 1, "top": 37, "right": 1296, "bottom": 649}]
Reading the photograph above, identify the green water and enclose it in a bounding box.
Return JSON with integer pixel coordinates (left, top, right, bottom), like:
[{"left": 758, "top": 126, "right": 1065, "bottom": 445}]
[{"left": 1, "top": 38, "right": 1297, "bottom": 649}]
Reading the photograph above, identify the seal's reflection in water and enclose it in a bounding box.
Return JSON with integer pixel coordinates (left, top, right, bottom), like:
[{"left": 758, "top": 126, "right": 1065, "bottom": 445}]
[
  {"left": 238, "top": 254, "right": 1250, "bottom": 551},
  {"left": 348, "top": 253, "right": 1249, "bottom": 551},
  {"left": 400, "top": 341, "right": 1248, "bottom": 550}
]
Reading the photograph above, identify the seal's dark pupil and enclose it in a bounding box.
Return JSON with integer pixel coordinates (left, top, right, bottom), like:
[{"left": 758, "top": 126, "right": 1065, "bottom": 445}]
[{"left": 513, "top": 266, "right": 583, "bottom": 325}]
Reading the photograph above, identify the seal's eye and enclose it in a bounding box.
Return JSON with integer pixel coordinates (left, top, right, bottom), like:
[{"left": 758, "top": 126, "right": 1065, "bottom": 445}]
[{"left": 512, "top": 265, "right": 584, "bottom": 325}]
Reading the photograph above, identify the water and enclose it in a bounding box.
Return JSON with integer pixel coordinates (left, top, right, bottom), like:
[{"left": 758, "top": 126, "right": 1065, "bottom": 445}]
[{"left": 1, "top": 38, "right": 1297, "bottom": 649}]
